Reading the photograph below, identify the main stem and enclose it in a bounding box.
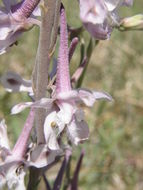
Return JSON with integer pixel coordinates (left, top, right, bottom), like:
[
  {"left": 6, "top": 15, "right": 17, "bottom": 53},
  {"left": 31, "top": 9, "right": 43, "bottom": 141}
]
[
  {"left": 28, "top": 1, "right": 58, "bottom": 189},
  {"left": 35, "top": 0, "right": 57, "bottom": 144}
]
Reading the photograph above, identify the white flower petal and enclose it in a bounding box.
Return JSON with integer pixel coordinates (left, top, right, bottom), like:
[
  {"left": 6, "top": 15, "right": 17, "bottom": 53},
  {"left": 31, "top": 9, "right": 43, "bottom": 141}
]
[
  {"left": 30, "top": 144, "right": 62, "bottom": 168},
  {"left": 44, "top": 112, "right": 60, "bottom": 150},
  {"left": 56, "top": 90, "right": 78, "bottom": 100},
  {"left": 11, "top": 102, "right": 33, "bottom": 114},
  {"left": 11, "top": 98, "right": 54, "bottom": 115},
  {"left": 0, "top": 161, "right": 26, "bottom": 190},
  {"left": 92, "top": 90, "right": 113, "bottom": 101},
  {"left": 77, "top": 88, "right": 112, "bottom": 106},
  {"left": 0, "top": 27, "right": 11, "bottom": 40},
  {"left": 67, "top": 116, "right": 89, "bottom": 145},
  {"left": 0, "top": 119, "right": 10, "bottom": 149},
  {"left": 57, "top": 102, "right": 74, "bottom": 125},
  {"left": 77, "top": 89, "right": 95, "bottom": 106}
]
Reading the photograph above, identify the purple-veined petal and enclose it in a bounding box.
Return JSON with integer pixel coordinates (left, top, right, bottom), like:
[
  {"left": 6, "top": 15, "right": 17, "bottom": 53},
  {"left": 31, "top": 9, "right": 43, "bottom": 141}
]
[
  {"left": 1, "top": 71, "right": 32, "bottom": 93},
  {"left": 67, "top": 116, "right": 89, "bottom": 145},
  {"left": 44, "top": 112, "right": 60, "bottom": 150}
]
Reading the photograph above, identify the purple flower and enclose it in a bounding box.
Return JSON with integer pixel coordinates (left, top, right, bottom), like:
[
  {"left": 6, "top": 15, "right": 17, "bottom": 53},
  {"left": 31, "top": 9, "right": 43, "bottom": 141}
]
[
  {"left": 11, "top": 7, "right": 112, "bottom": 150},
  {"left": 79, "top": 0, "right": 134, "bottom": 39},
  {"left": 0, "top": 109, "right": 35, "bottom": 189},
  {"left": 0, "top": 0, "right": 40, "bottom": 54}
]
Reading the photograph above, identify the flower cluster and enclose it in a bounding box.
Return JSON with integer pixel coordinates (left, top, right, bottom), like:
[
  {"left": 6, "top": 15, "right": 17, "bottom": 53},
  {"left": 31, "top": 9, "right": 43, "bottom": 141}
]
[
  {"left": 11, "top": 7, "right": 112, "bottom": 151},
  {"left": 0, "top": 0, "right": 138, "bottom": 189}
]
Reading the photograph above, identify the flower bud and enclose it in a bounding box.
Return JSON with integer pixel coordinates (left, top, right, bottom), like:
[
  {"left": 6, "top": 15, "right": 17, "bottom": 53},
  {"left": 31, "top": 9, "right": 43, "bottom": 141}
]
[{"left": 119, "top": 14, "right": 143, "bottom": 31}]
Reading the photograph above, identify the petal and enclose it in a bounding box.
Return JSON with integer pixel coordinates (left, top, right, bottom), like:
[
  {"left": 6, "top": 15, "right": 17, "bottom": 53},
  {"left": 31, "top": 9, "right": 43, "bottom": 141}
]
[
  {"left": 0, "top": 161, "right": 26, "bottom": 190},
  {"left": 104, "top": 0, "right": 121, "bottom": 11},
  {"left": 11, "top": 102, "right": 33, "bottom": 114},
  {"left": 80, "top": 0, "right": 107, "bottom": 24},
  {"left": 83, "top": 22, "right": 112, "bottom": 40},
  {"left": 77, "top": 88, "right": 112, "bottom": 106},
  {"left": 1, "top": 71, "right": 32, "bottom": 93},
  {"left": 56, "top": 90, "right": 78, "bottom": 101},
  {"left": 67, "top": 116, "right": 89, "bottom": 145},
  {"left": 0, "top": 30, "right": 22, "bottom": 55},
  {"left": 44, "top": 112, "right": 60, "bottom": 150},
  {"left": 77, "top": 89, "right": 95, "bottom": 106},
  {"left": 29, "top": 144, "right": 62, "bottom": 168},
  {"left": 32, "top": 98, "right": 54, "bottom": 110},
  {"left": 122, "top": 0, "right": 134, "bottom": 6},
  {"left": 32, "top": 5, "right": 41, "bottom": 17},
  {"left": 0, "top": 26, "right": 11, "bottom": 40},
  {"left": 0, "top": 119, "right": 10, "bottom": 149},
  {"left": 92, "top": 90, "right": 113, "bottom": 101},
  {"left": 56, "top": 102, "right": 74, "bottom": 125},
  {"left": 11, "top": 98, "right": 54, "bottom": 114}
]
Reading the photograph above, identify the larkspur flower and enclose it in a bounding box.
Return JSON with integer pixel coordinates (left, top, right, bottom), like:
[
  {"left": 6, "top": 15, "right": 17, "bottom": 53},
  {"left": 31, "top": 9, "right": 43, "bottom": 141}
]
[
  {"left": 11, "top": 7, "right": 112, "bottom": 150},
  {"left": 79, "top": 0, "right": 134, "bottom": 39},
  {"left": 0, "top": 109, "right": 35, "bottom": 189},
  {"left": 0, "top": 0, "right": 41, "bottom": 54}
]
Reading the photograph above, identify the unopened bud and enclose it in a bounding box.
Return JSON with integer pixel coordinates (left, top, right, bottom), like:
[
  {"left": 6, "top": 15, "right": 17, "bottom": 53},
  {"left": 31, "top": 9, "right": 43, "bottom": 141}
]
[{"left": 119, "top": 14, "right": 143, "bottom": 31}]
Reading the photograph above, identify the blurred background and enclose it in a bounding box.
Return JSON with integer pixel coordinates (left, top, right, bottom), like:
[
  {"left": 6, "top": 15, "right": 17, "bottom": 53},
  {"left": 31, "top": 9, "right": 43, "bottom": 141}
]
[{"left": 1, "top": 0, "right": 143, "bottom": 189}]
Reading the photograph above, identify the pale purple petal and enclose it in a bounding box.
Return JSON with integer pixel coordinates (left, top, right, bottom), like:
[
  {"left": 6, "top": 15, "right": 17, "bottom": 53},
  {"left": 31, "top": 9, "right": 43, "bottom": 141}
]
[
  {"left": 77, "top": 89, "right": 96, "bottom": 106},
  {"left": 67, "top": 116, "right": 89, "bottom": 145},
  {"left": 11, "top": 102, "right": 33, "bottom": 114},
  {"left": 122, "top": 0, "right": 134, "bottom": 6},
  {"left": 11, "top": 98, "right": 54, "bottom": 114},
  {"left": 92, "top": 90, "right": 113, "bottom": 101},
  {"left": 31, "top": 98, "right": 54, "bottom": 110},
  {"left": 29, "top": 144, "right": 62, "bottom": 168},
  {"left": 1, "top": 71, "right": 32, "bottom": 93},
  {"left": 56, "top": 90, "right": 78, "bottom": 100},
  {"left": 77, "top": 89, "right": 112, "bottom": 106}
]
